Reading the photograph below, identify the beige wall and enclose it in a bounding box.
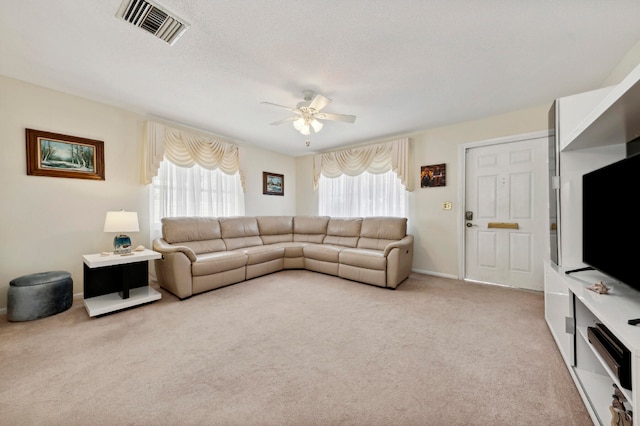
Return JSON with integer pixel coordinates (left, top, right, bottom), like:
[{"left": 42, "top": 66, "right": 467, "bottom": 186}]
[
  {"left": 408, "top": 104, "right": 553, "bottom": 277},
  {"left": 0, "top": 76, "right": 294, "bottom": 310},
  {"left": 3, "top": 42, "right": 639, "bottom": 310},
  {"left": 241, "top": 146, "right": 296, "bottom": 216},
  {"left": 295, "top": 104, "right": 553, "bottom": 278}
]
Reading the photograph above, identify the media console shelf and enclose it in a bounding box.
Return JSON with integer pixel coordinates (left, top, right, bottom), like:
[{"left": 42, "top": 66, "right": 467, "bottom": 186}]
[
  {"left": 545, "top": 263, "right": 640, "bottom": 425},
  {"left": 546, "top": 61, "right": 640, "bottom": 425}
]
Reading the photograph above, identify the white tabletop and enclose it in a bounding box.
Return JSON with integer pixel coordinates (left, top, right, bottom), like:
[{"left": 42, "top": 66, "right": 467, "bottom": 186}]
[{"left": 83, "top": 248, "right": 161, "bottom": 268}]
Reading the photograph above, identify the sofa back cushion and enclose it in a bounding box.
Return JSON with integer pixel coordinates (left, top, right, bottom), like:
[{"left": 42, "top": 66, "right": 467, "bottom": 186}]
[
  {"left": 293, "top": 216, "right": 330, "bottom": 243},
  {"left": 357, "top": 217, "right": 408, "bottom": 250},
  {"left": 257, "top": 216, "right": 294, "bottom": 244},
  {"left": 219, "top": 216, "right": 263, "bottom": 250},
  {"left": 323, "top": 218, "right": 362, "bottom": 247},
  {"left": 161, "top": 217, "right": 226, "bottom": 254}
]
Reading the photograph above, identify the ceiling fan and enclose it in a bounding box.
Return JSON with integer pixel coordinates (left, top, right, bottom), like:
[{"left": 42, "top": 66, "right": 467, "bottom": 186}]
[{"left": 261, "top": 90, "right": 356, "bottom": 137}]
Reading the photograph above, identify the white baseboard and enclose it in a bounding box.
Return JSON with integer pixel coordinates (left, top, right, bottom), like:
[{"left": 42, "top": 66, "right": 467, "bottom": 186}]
[{"left": 411, "top": 268, "right": 459, "bottom": 280}]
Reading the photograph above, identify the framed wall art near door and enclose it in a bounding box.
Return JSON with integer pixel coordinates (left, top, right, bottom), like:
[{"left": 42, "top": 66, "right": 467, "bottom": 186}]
[
  {"left": 263, "top": 171, "right": 284, "bottom": 196},
  {"left": 420, "top": 163, "right": 446, "bottom": 188},
  {"left": 26, "top": 128, "right": 105, "bottom": 180}
]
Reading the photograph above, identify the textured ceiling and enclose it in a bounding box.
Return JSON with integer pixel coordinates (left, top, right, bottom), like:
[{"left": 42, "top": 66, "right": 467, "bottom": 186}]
[{"left": 2, "top": 1, "right": 640, "bottom": 156}]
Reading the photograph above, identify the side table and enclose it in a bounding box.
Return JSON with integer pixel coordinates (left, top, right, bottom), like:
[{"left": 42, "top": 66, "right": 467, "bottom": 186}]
[{"left": 83, "top": 249, "right": 161, "bottom": 317}]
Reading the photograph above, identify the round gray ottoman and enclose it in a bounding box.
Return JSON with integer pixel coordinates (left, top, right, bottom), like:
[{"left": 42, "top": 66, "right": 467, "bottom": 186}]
[{"left": 8, "top": 271, "right": 73, "bottom": 322}]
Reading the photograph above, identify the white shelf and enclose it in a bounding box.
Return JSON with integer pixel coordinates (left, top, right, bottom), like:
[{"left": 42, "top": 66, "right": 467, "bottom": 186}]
[
  {"left": 577, "top": 325, "right": 633, "bottom": 403},
  {"left": 562, "top": 62, "right": 640, "bottom": 151},
  {"left": 573, "top": 367, "right": 615, "bottom": 425},
  {"left": 563, "top": 267, "right": 640, "bottom": 352},
  {"left": 83, "top": 249, "right": 161, "bottom": 268},
  {"left": 547, "top": 62, "right": 640, "bottom": 425},
  {"left": 83, "top": 286, "right": 161, "bottom": 317}
]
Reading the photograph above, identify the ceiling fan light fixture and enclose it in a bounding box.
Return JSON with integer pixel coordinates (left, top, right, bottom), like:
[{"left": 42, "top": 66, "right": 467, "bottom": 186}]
[
  {"left": 310, "top": 119, "right": 323, "bottom": 133},
  {"left": 262, "top": 90, "right": 356, "bottom": 137},
  {"left": 293, "top": 117, "right": 305, "bottom": 131}
]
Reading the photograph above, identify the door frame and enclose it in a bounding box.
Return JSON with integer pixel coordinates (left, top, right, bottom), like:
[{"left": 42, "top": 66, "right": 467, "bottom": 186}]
[{"left": 456, "top": 129, "right": 553, "bottom": 282}]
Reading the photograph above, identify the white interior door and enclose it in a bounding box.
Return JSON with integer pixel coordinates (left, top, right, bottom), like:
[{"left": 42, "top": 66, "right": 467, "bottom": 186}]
[{"left": 464, "top": 136, "right": 548, "bottom": 291}]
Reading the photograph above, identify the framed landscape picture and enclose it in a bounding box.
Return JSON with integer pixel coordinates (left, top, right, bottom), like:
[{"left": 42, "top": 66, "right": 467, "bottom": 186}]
[
  {"left": 26, "top": 129, "right": 105, "bottom": 180},
  {"left": 263, "top": 171, "right": 284, "bottom": 196}
]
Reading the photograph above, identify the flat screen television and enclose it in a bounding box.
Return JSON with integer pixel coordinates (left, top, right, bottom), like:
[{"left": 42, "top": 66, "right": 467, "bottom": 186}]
[{"left": 582, "top": 152, "right": 640, "bottom": 291}]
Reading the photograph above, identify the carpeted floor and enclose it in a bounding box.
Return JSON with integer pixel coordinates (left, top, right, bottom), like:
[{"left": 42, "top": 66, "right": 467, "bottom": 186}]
[{"left": 0, "top": 271, "right": 591, "bottom": 425}]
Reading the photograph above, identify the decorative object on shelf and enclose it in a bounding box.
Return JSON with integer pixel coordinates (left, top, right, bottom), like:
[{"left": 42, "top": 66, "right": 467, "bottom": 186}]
[
  {"left": 588, "top": 281, "right": 610, "bottom": 294},
  {"left": 610, "top": 384, "right": 632, "bottom": 426},
  {"left": 104, "top": 210, "right": 139, "bottom": 255},
  {"left": 25, "top": 128, "right": 105, "bottom": 180},
  {"left": 263, "top": 172, "right": 284, "bottom": 196},
  {"left": 420, "top": 163, "right": 446, "bottom": 188}
]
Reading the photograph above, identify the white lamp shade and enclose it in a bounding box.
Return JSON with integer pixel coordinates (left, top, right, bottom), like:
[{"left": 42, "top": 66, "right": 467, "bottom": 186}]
[
  {"left": 104, "top": 211, "right": 139, "bottom": 233},
  {"left": 310, "top": 119, "right": 323, "bottom": 133},
  {"left": 293, "top": 117, "right": 305, "bottom": 131}
]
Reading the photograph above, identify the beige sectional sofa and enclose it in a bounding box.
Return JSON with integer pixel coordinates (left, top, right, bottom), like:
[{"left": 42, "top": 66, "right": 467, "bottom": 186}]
[{"left": 152, "top": 216, "right": 413, "bottom": 299}]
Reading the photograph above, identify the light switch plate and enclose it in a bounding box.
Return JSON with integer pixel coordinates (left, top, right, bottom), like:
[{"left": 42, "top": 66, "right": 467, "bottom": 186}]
[{"left": 443, "top": 201, "right": 452, "bottom": 210}]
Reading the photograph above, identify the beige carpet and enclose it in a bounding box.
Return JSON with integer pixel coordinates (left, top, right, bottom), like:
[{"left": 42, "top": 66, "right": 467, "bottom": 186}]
[{"left": 0, "top": 271, "right": 591, "bottom": 426}]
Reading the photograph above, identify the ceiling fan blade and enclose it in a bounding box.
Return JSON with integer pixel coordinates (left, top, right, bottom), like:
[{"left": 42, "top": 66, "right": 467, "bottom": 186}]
[
  {"left": 316, "top": 112, "right": 356, "bottom": 123},
  {"left": 261, "top": 101, "right": 298, "bottom": 113},
  {"left": 269, "top": 115, "right": 299, "bottom": 126},
  {"left": 309, "top": 94, "right": 331, "bottom": 111}
]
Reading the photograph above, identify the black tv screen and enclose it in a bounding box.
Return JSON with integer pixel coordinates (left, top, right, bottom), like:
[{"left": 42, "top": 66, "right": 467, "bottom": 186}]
[{"left": 582, "top": 153, "right": 639, "bottom": 290}]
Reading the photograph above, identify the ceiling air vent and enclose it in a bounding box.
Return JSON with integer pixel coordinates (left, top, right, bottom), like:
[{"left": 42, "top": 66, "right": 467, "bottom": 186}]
[{"left": 116, "top": 0, "right": 189, "bottom": 45}]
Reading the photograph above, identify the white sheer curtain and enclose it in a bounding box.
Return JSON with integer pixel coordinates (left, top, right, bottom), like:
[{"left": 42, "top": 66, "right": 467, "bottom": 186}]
[
  {"left": 315, "top": 138, "right": 410, "bottom": 217},
  {"left": 150, "top": 161, "right": 245, "bottom": 244},
  {"left": 313, "top": 138, "right": 412, "bottom": 191},
  {"left": 318, "top": 171, "right": 407, "bottom": 217},
  {"left": 144, "top": 120, "right": 245, "bottom": 242}
]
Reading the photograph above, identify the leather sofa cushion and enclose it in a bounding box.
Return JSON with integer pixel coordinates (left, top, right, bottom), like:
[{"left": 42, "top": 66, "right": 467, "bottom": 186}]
[
  {"left": 181, "top": 239, "right": 227, "bottom": 255},
  {"left": 269, "top": 242, "right": 306, "bottom": 258},
  {"left": 243, "top": 245, "right": 286, "bottom": 265},
  {"left": 340, "top": 248, "right": 387, "bottom": 270},
  {"left": 293, "top": 216, "right": 329, "bottom": 243},
  {"left": 323, "top": 218, "right": 362, "bottom": 248},
  {"left": 358, "top": 217, "right": 408, "bottom": 250},
  {"left": 257, "top": 216, "right": 293, "bottom": 244},
  {"left": 220, "top": 217, "right": 263, "bottom": 250},
  {"left": 162, "top": 217, "right": 221, "bottom": 244},
  {"left": 303, "top": 244, "right": 343, "bottom": 262},
  {"left": 192, "top": 251, "right": 248, "bottom": 276}
]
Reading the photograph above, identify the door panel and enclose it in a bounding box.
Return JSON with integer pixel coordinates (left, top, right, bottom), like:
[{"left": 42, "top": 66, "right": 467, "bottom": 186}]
[{"left": 465, "top": 136, "right": 547, "bottom": 291}]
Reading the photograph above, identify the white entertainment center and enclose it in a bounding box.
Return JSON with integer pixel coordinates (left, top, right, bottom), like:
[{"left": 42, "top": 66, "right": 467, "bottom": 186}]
[{"left": 545, "top": 63, "right": 640, "bottom": 425}]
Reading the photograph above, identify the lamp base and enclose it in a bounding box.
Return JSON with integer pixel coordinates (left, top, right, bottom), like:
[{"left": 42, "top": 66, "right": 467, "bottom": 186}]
[{"left": 113, "top": 234, "right": 132, "bottom": 255}]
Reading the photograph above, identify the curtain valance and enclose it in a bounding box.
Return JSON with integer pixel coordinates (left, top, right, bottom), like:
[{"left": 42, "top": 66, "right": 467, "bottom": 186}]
[
  {"left": 142, "top": 121, "right": 245, "bottom": 190},
  {"left": 312, "top": 138, "right": 412, "bottom": 191}
]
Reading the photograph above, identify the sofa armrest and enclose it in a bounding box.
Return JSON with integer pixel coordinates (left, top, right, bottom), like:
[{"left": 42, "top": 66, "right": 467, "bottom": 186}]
[
  {"left": 383, "top": 235, "right": 414, "bottom": 257},
  {"left": 385, "top": 234, "right": 414, "bottom": 289},
  {"left": 152, "top": 238, "right": 197, "bottom": 262}
]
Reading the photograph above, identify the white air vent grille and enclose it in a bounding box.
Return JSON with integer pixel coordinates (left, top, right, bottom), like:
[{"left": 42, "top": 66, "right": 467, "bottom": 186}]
[{"left": 117, "top": 0, "right": 189, "bottom": 45}]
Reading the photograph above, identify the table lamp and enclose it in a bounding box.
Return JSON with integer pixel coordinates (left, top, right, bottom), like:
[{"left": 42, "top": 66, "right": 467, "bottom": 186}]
[{"left": 104, "top": 210, "right": 139, "bottom": 255}]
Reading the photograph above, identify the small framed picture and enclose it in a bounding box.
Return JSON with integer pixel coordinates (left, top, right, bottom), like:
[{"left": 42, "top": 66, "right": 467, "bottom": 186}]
[
  {"left": 420, "top": 163, "right": 446, "bottom": 188},
  {"left": 26, "top": 128, "right": 105, "bottom": 180},
  {"left": 263, "top": 171, "right": 284, "bottom": 196}
]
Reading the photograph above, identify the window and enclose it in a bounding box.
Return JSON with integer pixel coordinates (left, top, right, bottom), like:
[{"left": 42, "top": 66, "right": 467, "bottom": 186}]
[
  {"left": 318, "top": 170, "right": 406, "bottom": 217},
  {"left": 151, "top": 160, "right": 244, "bottom": 232}
]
